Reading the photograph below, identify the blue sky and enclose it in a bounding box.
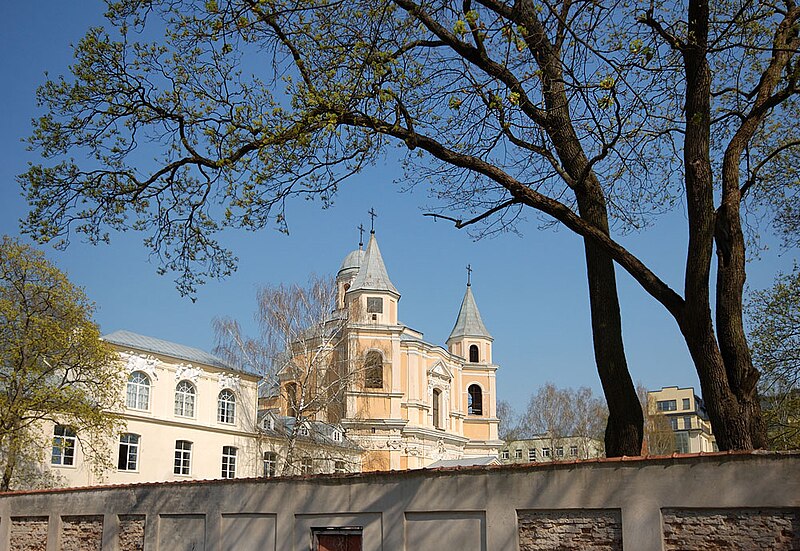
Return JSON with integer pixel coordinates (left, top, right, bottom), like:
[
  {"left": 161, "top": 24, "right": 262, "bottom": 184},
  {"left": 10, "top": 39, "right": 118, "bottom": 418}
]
[{"left": 1, "top": 1, "right": 796, "bottom": 410}]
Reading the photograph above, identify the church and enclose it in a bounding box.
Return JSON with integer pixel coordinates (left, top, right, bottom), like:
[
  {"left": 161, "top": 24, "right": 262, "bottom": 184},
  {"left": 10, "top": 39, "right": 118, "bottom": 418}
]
[
  {"left": 45, "top": 231, "right": 502, "bottom": 487},
  {"left": 269, "top": 229, "right": 503, "bottom": 470}
]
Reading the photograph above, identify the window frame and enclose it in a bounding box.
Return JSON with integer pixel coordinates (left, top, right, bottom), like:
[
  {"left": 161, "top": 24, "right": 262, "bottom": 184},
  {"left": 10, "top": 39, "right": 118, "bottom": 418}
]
[
  {"left": 174, "top": 380, "right": 197, "bottom": 418},
  {"left": 528, "top": 449, "right": 536, "bottom": 461},
  {"left": 263, "top": 451, "right": 277, "bottom": 478},
  {"left": 364, "top": 351, "right": 384, "bottom": 389},
  {"left": 468, "top": 344, "right": 479, "bottom": 363},
  {"left": 126, "top": 371, "right": 151, "bottom": 411},
  {"left": 217, "top": 389, "right": 236, "bottom": 424},
  {"left": 366, "top": 297, "right": 384, "bottom": 313},
  {"left": 432, "top": 388, "right": 442, "bottom": 429},
  {"left": 118, "top": 433, "right": 140, "bottom": 471},
  {"left": 514, "top": 448, "right": 523, "bottom": 459},
  {"left": 51, "top": 425, "right": 77, "bottom": 467},
  {"left": 467, "top": 384, "right": 483, "bottom": 416},
  {"left": 542, "top": 447, "right": 551, "bottom": 458},
  {"left": 174, "top": 440, "right": 193, "bottom": 475},
  {"left": 301, "top": 457, "right": 313, "bottom": 475},
  {"left": 221, "top": 446, "right": 237, "bottom": 479},
  {"left": 657, "top": 399, "right": 678, "bottom": 412}
]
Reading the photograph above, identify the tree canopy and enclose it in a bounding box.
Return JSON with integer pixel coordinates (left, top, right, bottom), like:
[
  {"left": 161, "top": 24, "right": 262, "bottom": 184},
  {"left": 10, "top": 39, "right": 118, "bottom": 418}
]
[
  {"left": 0, "top": 237, "right": 123, "bottom": 490},
  {"left": 747, "top": 266, "right": 800, "bottom": 449},
  {"left": 20, "top": 0, "right": 800, "bottom": 452}
]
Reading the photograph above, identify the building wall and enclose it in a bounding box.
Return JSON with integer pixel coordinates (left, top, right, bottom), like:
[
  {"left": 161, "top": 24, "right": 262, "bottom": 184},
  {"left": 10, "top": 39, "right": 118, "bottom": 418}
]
[
  {"left": 2, "top": 453, "right": 798, "bottom": 551},
  {"left": 647, "top": 387, "right": 717, "bottom": 454}
]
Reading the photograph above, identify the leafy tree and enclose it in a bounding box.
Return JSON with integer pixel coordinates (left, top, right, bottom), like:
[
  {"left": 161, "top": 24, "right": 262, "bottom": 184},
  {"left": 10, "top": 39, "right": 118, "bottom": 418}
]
[
  {"left": 747, "top": 267, "right": 800, "bottom": 449},
  {"left": 20, "top": 0, "right": 800, "bottom": 451},
  {"left": 512, "top": 383, "right": 607, "bottom": 458},
  {"left": 0, "top": 237, "right": 123, "bottom": 490},
  {"left": 214, "top": 275, "right": 360, "bottom": 474}
]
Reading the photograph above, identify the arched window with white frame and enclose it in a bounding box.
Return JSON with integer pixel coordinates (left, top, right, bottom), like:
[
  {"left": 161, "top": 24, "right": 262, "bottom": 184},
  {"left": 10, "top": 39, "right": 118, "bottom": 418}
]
[
  {"left": 174, "top": 380, "right": 196, "bottom": 417},
  {"left": 217, "top": 389, "right": 236, "bottom": 424},
  {"left": 126, "top": 371, "right": 150, "bottom": 410},
  {"left": 468, "top": 384, "right": 483, "bottom": 416}
]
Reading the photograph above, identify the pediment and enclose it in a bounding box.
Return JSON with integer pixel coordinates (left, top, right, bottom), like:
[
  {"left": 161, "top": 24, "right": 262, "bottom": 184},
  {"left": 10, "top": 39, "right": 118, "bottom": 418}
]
[{"left": 428, "top": 361, "right": 453, "bottom": 381}]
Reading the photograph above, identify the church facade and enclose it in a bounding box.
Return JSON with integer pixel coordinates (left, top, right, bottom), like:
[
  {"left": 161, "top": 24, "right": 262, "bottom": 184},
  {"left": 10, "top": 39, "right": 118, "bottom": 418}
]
[{"left": 273, "top": 231, "right": 502, "bottom": 470}]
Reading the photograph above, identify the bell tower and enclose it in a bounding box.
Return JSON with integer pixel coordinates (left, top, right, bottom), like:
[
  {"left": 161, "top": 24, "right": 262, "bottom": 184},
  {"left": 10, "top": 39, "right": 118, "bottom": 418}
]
[{"left": 446, "top": 269, "right": 493, "bottom": 363}]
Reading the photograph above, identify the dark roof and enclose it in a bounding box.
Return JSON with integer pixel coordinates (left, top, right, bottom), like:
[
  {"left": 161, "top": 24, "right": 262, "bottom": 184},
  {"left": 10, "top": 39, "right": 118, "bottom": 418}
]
[{"left": 103, "top": 330, "right": 260, "bottom": 377}]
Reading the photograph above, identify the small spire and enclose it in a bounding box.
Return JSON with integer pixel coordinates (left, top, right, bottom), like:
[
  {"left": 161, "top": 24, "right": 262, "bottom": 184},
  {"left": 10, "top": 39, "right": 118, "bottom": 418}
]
[
  {"left": 357, "top": 224, "right": 365, "bottom": 249},
  {"left": 368, "top": 208, "right": 377, "bottom": 234},
  {"left": 466, "top": 264, "right": 472, "bottom": 287}
]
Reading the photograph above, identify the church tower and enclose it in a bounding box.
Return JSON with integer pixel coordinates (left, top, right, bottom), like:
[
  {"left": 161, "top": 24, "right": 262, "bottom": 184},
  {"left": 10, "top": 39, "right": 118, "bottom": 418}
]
[
  {"left": 447, "top": 281, "right": 493, "bottom": 364},
  {"left": 344, "top": 232, "right": 400, "bottom": 325}
]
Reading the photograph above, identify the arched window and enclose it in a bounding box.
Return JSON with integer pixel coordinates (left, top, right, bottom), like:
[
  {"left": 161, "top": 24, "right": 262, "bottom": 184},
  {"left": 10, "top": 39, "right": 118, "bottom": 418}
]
[
  {"left": 469, "top": 344, "right": 480, "bottom": 363},
  {"left": 364, "top": 351, "right": 383, "bottom": 389},
  {"left": 174, "top": 380, "right": 196, "bottom": 417},
  {"left": 432, "top": 389, "right": 442, "bottom": 429},
  {"left": 468, "top": 384, "right": 483, "bottom": 416},
  {"left": 218, "top": 389, "right": 236, "bottom": 424},
  {"left": 126, "top": 371, "right": 150, "bottom": 410}
]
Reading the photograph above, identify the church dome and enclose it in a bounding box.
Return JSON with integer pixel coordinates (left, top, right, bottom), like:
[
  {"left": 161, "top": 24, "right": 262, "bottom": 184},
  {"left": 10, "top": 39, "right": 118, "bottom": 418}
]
[{"left": 338, "top": 249, "right": 364, "bottom": 274}]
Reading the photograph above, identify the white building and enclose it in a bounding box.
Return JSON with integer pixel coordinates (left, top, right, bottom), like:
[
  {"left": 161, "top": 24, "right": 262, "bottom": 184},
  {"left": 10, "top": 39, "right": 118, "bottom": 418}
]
[
  {"left": 46, "top": 330, "right": 360, "bottom": 486},
  {"left": 647, "top": 386, "right": 717, "bottom": 454}
]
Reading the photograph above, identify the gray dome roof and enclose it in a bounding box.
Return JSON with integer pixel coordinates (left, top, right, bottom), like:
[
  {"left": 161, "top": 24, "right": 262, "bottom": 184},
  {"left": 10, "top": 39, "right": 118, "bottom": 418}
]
[
  {"left": 447, "top": 285, "right": 492, "bottom": 342},
  {"left": 338, "top": 248, "right": 365, "bottom": 273}
]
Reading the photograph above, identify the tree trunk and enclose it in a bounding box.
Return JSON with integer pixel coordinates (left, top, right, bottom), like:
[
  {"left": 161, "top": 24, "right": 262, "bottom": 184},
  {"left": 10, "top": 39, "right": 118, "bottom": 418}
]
[
  {"left": 576, "top": 193, "right": 644, "bottom": 457},
  {"left": 1, "top": 432, "right": 20, "bottom": 492}
]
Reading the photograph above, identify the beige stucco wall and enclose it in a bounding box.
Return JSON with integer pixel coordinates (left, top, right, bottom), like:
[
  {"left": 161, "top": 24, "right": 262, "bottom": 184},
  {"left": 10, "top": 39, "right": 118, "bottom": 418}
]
[
  {"left": 47, "top": 347, "right": 262, "bottom": 487},
  {"left": 3, "top": 453, "right": 798, "bottom": 551}
]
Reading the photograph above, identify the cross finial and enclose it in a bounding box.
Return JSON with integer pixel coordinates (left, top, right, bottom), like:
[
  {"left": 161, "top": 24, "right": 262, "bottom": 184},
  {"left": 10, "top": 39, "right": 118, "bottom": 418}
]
[
  {"left": 357, "top": 224, "right": 365, "bottom": 249},
  {"left": 368, "top": 208, "right": 377, "bottom": 234},
  {"left": 466, "top": 264, "right": 472, "bottom": 286}
]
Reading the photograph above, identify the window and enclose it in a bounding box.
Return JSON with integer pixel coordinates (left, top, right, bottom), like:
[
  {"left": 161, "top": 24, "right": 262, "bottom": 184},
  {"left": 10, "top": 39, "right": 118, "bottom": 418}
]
[
  {"left": 174, "top": 380, "right": 196, "bottom": 417},
  {"left": 298, "top": 424, "right": 309, "bottom": 437},
  {"left": 675, "top": 432, "right": 690, "bottom": 454},
  {"left": 126, "top": 371, "right": 150, "bottom": 410},
  {"left": 469, "top": 344, "right": 479, "bottom": 363},
  {"left": 301, "top": 457, "right": 313, "bottom": 475},
  {"left": 263, "top": 452, "right": 277, "bottom": 477},
  {"left": 52, "top": 425, "right": 76, "bottom": 466},
  {"left": 174, "top": 440, "right": 192, "bottom": 475},
  {"left": 501, "top": 450, "right": 510, "bottom": 460},
  {"left": 683, "top": 398, "right": 691, "bottom": 410},
  {"left": 432, "top": 389, "right": 442, "bottom": 429},
  {"left": 467, "top": 384, "right": 483, "bottom": 416},
  {"left": 528, "top": 449, "right": 537, "bottom": 461},
  {"left": 331, "top": 430, "right": 342, "bottom": 442},
  {"left": 221, "top": 446, "right": 237, "bottom": 479},
  {"left": 514, "top": 448, "right": 523, "bottom": 459},
  {"left": 683, "top": 416, "right": 692, "bottom": 430},
  {"left": 657, "top": 399, "right": 677, "bottom": 412},
  {"left": 556, "top": 446, "right": 564, "bottom": 458},
  {"left": 542, "top": 447, "right": 551, "bottom": 458},
  {"left": 366, "top": 297, "right": 383, "bottom": 313},
  {"left": 570, "top": 445, "right": 578, "bottom": 457},
  {"left": 334, "top": 460, "right": 346, "bottom": 474},
  {"left": 669, "top": 417, "right": 679, "bottom": 430},
  {"left": 364, "top": 351, "right": 383, "bottom": 389},
  {"left": 118, "top": 433, "right": 139, "bottom": 471},
  {"left": 218, "top": 389, "right": 236, "bottom": 424}
]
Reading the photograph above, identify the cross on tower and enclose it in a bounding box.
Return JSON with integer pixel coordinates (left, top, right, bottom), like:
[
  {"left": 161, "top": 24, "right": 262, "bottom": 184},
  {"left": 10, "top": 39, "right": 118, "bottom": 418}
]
[
  {"left": 368, "top": 208, "right": 377, "bottom": 233},
  {"left": 357, "top": 224, "right": 365, "bottom": 248},
  {"left": 466, "top": 264, "right": 472, "bottom": 286}
]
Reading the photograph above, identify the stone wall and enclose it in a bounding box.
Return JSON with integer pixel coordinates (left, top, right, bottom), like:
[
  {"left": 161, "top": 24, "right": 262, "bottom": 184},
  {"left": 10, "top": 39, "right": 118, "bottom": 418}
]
[
  {"left": 518, "top": 510, "right": 622, "bottom": 550},
  {"left": 1, "top": 452, "right": 798, "bottom": 551},
  {"left": 663, "top": 508, "right": 800, "bottom": 550},
  {"left": 9, "top": 516, "right": 48, "bottom": 551}
]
